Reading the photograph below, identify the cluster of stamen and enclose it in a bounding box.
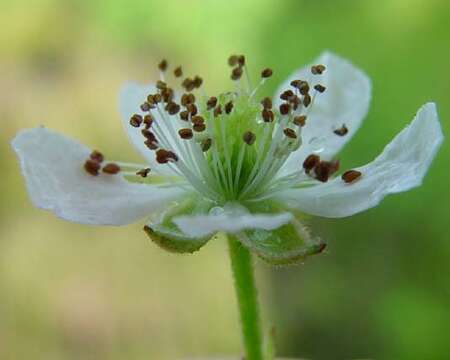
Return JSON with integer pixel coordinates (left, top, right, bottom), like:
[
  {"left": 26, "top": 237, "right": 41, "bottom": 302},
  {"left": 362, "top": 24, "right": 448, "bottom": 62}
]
[{"left": 84, "top": 150, "right": 121, "bottom": 176}]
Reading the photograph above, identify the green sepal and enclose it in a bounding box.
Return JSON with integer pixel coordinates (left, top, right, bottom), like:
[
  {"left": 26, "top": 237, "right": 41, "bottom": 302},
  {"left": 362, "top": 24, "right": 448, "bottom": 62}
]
[{"left": 143, "top": 195, "right": 215, "bottom": 254}]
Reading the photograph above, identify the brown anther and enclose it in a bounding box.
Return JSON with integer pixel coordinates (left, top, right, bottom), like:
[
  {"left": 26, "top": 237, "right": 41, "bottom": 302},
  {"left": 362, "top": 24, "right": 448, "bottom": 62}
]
[
  {"left": 102, "top": 163, "right": 121, "bottom": 175},
  {"left": 290, "top": 80, "right": 302, "bottom": 88},
  {"left": 181, "top": 93, "right": 195, "bottom": 106},
  {"left": 84, "top": 159, "right": 101, "bottom": 176},
  {"left": 333, "top": 124, "right": 348, "bottom": 136},
  {"left": 191, "top": 115, "right": 204, "bottom": 125},
  {"left": 314, "top": 84, "right": 326, "bottom": 93},
  {"left": 193, "top": 76, "right": 203, "bottom": 88},
  {"left": 174, "top": 66, "right": 183, "bottom": 78},
  {"left": 186, "top": 103, "right": 198, "bottom": 115},
  {"left": 153, "top": 93, "right": 162, "bottom": 103},
  {"left": 311, "top": 64, "right": 326, "bottom": 75},
  {"left": 314, "top": 160, "right": 340, "bottom": 182},
  {"left": 165, "top": 101, "right": 180, "bottom": 115},
  {"left": 342, "top": 170, "right": 362, "bottom": 183},
  {"left": 89, "top": 150, "right": 104, "bottom": 163},
  {"left": 261, "top": 97, "right": 272, "bottom": 109},
  {"left": 237, "top": 55, "right": 245, "bottom": 66},
  {"left": 136, "top": 168, "right": 151, "bottom": 178},
  {"left": 129, "top": 114, "right": 143, "bottom": 128},
  {"left": 156, "top": 80, "right": 167, "bottom": 90},
  {"left": 262, "top": 109, "right": 274, "bottom": 122},
  {"left": 140, "top": 102, "right": 151, "bottom": 112},
  {"left": 179, "top": 110, "right": 189, "bottom": 121},
  {"left": 283, "top": 128, "right": 297, "bottom": 139},
  {"left": 243, "top": 131, "right": 256, "bottom": 145},
  {"left": 279, "top": 103, "right": 291, "bottom": 115},
  {"left": 141, "top": 129, "right": 157, "bottom": 142},
  {"left": 193, "top": 123, "right": 206, "bottom": 132},
  {"left": 178, "top": 128, "right": 194, "bottom": 139},
  {"left": 228, "top": 55, "right": 239, "bottom": 67},
  {"left": 156, "top": 149, "right": 178, "bottom": 164},
  {"left": 231, "top": 67, "right": 243, "bottom": 80},
  {"left": 214, "top": 105, "right": 222, "bottom": 117},
  {"left": 181, "top": 78, "right": 195, "bottom": 92},
  {"left": 144, "top": 139, "right": 158, "bottom": 150},
  {"left": 161, "top": 88, "right": 174, "bottom": 102},
  {"left": 293, "top": 115, "right": 307, "bottom": 127},
  {"left": 201, "top": 138, "right": 212, "bottom": 152},
  {"left": 158, "top": 59, "right": 168, "bottom": 72},
  {"left": 303, "top": 93, "right": 312, "bottom": 107},
  {"left": 143, "top": 114, "right": 153, "bottom": 128},
  {"left": 224, "top": 101, "right": 234, "bottom": 114},
  {"left": 261, "top": 68, "right": 273, "bottom": 78},
  {"left": 303, "top": 154, "right": 320, "bottom": 173},
  {"left": 298, "top": 81, "right": 310, "bottom": 95},
  {"left": 146, "top": 94, "right": 156, "bottom": 105},
  {"left": 207, "top": 96, "right": 218, "bottom": 110},
  {"left": 289, "top": 95, "right": 302, "bottom": 110},
  {"left": 280, "top": 90, "right": 294, "bottom": 100}
]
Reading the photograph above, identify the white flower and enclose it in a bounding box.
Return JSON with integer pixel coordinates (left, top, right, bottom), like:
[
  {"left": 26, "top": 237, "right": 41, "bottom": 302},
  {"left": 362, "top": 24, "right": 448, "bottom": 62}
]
[{"left": 12, "top": 52, "right": 443, "bottom": 264}]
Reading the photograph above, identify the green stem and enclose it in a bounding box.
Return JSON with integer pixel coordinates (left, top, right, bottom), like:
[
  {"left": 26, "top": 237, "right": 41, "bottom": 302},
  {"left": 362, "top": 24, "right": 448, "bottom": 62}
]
[{"left": 228, "top": 236, "right": 263, "bottom": 360}]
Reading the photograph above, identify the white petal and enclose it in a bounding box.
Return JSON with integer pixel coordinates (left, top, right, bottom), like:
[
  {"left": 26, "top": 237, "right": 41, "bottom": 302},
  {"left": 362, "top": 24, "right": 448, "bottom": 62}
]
[
  {"left": 173, "top": 203, "right": 293, "bottom": 237},
  {"left": 274, "top": 51, "right": 371, "bottom": 176},
  {"left": 275, "top": 103, "right": 443, "bottom": 218},
  {"left": 119, "top": 82, "right": 177, "bottom": 176},
  {"left": 12, "top": 127, "right": 187, "bottom": 225}
]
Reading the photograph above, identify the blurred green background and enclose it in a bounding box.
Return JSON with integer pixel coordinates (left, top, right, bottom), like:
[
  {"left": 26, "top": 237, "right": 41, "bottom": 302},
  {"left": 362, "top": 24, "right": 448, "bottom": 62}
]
[{"left": 1, "top": 0, "right": 449, "bottom": 359}]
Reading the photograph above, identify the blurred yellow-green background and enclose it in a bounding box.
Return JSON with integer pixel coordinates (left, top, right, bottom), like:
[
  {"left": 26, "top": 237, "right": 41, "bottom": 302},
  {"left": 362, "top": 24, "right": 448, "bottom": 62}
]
[{"left": 1, "top": 0, "right": 449, "bottom": 359}]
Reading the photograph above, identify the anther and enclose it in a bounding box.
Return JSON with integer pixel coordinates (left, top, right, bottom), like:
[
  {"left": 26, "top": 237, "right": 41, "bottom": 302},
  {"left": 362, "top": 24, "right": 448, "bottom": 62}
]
[
  {"left": 152, "top": 93, "right": 162, "bottom": 103},
  {"left": 182, "top": 78, "right": 196, "bottom": 92},
  {"left": 141, "top": 129, "right": 157, "bottom": 142},
  {"left": 179, "top": 110, "right": 189, "bottom": 121},
  {"left": 289, "top": 95, "right": 301, "bottom": 110},
  {"left": 303, "top": 93, "right": 312, "bottom": 107},
  {"left": 129, "top": 114, "right": 143, "bottom": 128},
  {"left": 186, "top": 103, "right": 198, "bottom": 115},
  {"left": 165, "top": 101, "right": 180, "bottom": 115},
  {"left": 84, "top": 159, "right": 100, "bottom": 176},
  {"left": 261, "top": 97, "right": 272, "bottom": 109},
  {"left": 333, "top": 124, "right": 348, "bottom": 136},
  {"left": 342, "top": 170, "right": 362, "bottom": 183},
  {"left": 174, "top": 66, "right": 183, "bottom": 78},
  {"left": 145, "top": 140, "right": 158, "bottom": 150},
  {"left": 293, "top": 115, "right": 306, "bottom": 127},
  {"left": 207, "top": 96, "right": 218, "bottom": 110},
  {"left": 283, "top": 128, "right": 297, "bottom": 139},
  {"left": 193, "top": 123, "right": 206, "bottom": 132},
  {"left": 201, "top": 138, "right": 212, "bottom": 152},
  {"left": 143, "top": 114, "right": 153, "bottom": 128},
  {"left": 314, "top": 160, "right": 339, "bottom": 182},
  {"left": 181, "top": 93, "right": 195, "bottom": 106},
  {"left": 158, "top": 59, "right": 168, "bottom": 72},
  {"left": 279, "top": 103, "right": 290, "bottom": 115},
  {"left": 303, "top": 154, "right": 320, "bottom": 174},
  {"left": 231, "top": 67, "right": 243, "bottom": 80},
  {"left": 237, "top": 55, "right": 245, "bottom": 66},
  {"left": 191, "top": 115, "right": 205, "bottom": 125},
  {"left": 262, "top": 109, "right": 274, "bottom": 122},
  {"left": 214, "top": 105, "right": 222, "bottom": 117},
  {"left": 136, "top": 168, "right": 151, "bottom": 178},
  {"left": 140, "top": 102, "right": 151, "bottom": 112},
  {"left": 228, "top": 55, "right": 239, "bottom": 67},
  {"left": 161, "top": 88, "right": 174, "bottom": 103},
  {"left": 156, "top": 149, "right": 178, "bottom": 163},
  {"left": 193, "top": 76, "right": 203, "bottom": 88},
  {"left": 156, "top": 80, "right": 167, "bottom": 90},
  {"left": 261, "top": 68, "right": 273, "bottom": 78},
  {"left": 224, "top": 101, "right": 234, "bottom": 114},
  {"left": 243, "top": 131, "right": 256, "bottom": 145},
  {"left": 178, "top": 128, "right": 194, "bottom": 139},
  {"left": 89, "top": 150, "right": 104, "bottom": 163},
  {"left": 102, "top": 163, "right": 121, "bottom": 175},
  {"left": 314, "top": 84, "right": 326, "bottom": 93},
  {"left": 280, "top": 90, "right": 294, "bottom": 100},
  {"left": 311, "top": 64, "right": 326, "bottom": 75}
]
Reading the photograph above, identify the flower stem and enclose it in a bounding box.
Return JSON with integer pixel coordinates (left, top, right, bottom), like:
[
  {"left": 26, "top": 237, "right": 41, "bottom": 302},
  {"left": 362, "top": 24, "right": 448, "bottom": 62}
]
[{"left": 227, "top": 235, "right": 263, "bottom": 360}]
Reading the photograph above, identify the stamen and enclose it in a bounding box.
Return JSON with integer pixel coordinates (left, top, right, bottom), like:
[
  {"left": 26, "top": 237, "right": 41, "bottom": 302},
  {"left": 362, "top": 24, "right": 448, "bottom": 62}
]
[
  {"left": 140, "top": 102, "right": 151, "bottom": 112},
  {"left": 237, "top": 55, "right": 245, "bottom": 66},
  {"left": 243, "top": 131, "right": 256, "bottom": 145},
  {"left": 193, "top": 76, "right": 203, "bottom": 88},
  {"left": 129, "top": 114, "right": 143, "bottom": 128},
  {"left": 314, "top": 160, "right": 339, "bottom": 182},
  {"left": 261, "top": 68, "right": 273, "bottom": 78},
  {"left": 261, "top": 97, "right": 272, "bottom": 109},
  {"left": 283, "top": 128, "right": 297, "bottom": 139},
  {"left": 186, "top": 103, "right": 198, "bottom": 116},
  {"left": 182, "top": 78, "right": 196, "bottom": 92},
  {"left": 90, "top": 150, "right": 104, "bottom": 163},
  {"left": 228, "top": 55, "right": 239, "bottom": 67},
  {"left": 201, "top": 138, "right": 212, "bottom": 152},
  {"left": 314, "top": 84, "right": 326, "bottom": 93},
  {"left": 342, "top": 170, "right": 362, "bottom": 183},
  {"left": 224, "top": 101, "right": 234, "bottom": 114},
  {"left": 179, "top": 128, "right": 194, "bottom": 139},
  {"left": 158, "top": 59, "right": 168, "bottom": 72},
  {"left": 214, "top": 105, "right": 222, "bottom": 117},
  {"left": 231, "top": 67, "right": 243, "bottom": 80},
  {"left": 303, "top": 154, "right": 320, "bottom": 174},
  {"left": 174, "top": 66, "right": 183, "bottom": 78},
  {"left": 156, "top": 80, "right": 167, "bottom": 90},
  {"left": 102, "top": 163, "right": 121, "bottom": 175},
  {"left": 280, "top": 90, "right": 294, "bottom": 100},
  {"left": 156, "top": 149, "right": 178, "bottom": 164},
  {"left": 84, "top": 159, "right": 100, "bottom": 176},
  {"left": 262, "top": 109, "right": 274, "bottom": 122},
  {"left": 279, "top": 103, "right": 290, "bottom": 115},
  {"left": 179, "top": 110, "right": 189, "bottom": 121},
  {"left": 143, "top": 115, "right": 153, "bottom": 129},
  {"left": 293, "top": 115, "right": 306, "bottom": 127},
  {"left": 136, "top": 168, "right": 151, "bottom": 178},
  {"left": 334, "top": 124, "right": 348, "bottom": 136},
  {"left": 311, "top": 64, "right": 326, "bottom": 75},
  {"left": 165, "top": 101, "right": 180, "bottom": 115},
  {"left": 207, "top": 96, "right": 218, "bottom": 110},
  {"left": 303, "top": 93, "right": 312, "bottom": 107}
]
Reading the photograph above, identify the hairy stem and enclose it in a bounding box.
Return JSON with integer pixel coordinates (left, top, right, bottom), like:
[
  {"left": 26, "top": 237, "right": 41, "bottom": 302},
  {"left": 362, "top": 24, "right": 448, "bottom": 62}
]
[{"left": 228, "top": 235, "right": 263, "bottom": 360}]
